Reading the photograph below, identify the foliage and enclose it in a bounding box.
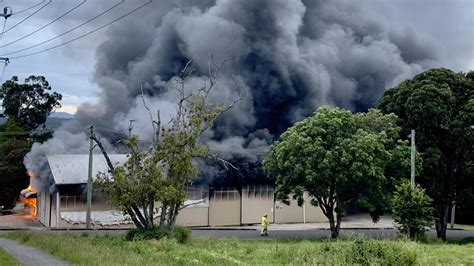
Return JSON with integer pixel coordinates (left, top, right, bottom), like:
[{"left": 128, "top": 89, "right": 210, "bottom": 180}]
[
  {"left": 0, "top": 76, "right": 62, "bottom": 130},
  {"left": 7, "top": 232, "right": 474, "bottom": 265},
  {"left": 0, "top": 119, "right": 31, "bottom": 211},
  {"left": 96, "top": 62, "right": 236, "bottom": 229},
  {"left": 0, "top": 76, "right": 61, "bottom": 211},
  {"left": 126, "top": 226, "right": 191, "bottom": 243},
  {"left": 264, "top": 106, "right": 412, "bottom": 238},
  {"left": 379, "top": 68, "right": 474, "bottom": 240},
  {"left": 392, "top": 182, "right": 434, "bottom": 240}
]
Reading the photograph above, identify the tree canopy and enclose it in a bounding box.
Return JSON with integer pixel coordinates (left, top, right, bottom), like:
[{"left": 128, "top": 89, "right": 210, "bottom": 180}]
[
  {"left": 0, "top": 76, "right": 62, "bottom": 130},
  {"left": 264, "top": 106, "right": 411, "bottom": 238},
  {"left": 0, "top": 76, "right": 62, "bottom": 211},
  {"left": 379, "top": 68, "right": 474, "bottom": 240}
]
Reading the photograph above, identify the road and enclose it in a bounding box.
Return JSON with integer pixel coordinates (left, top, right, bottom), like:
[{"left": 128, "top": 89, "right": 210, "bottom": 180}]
[{"left": 191, "top": 228, "right": 474, "bottom": 240}]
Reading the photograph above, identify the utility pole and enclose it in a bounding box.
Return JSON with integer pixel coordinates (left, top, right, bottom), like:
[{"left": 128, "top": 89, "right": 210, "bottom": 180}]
[
  {"left": 410, "top": 129, "right": 416, "bottom": 189},
  {"left": 128, "top": 120, "right": 135, "bottom": 138},
  {"left": 86, "top": 125, "right": 94, "bottom": 229},
  {"left": 0, "top": 7, "right": 12, "bottom": 42}
]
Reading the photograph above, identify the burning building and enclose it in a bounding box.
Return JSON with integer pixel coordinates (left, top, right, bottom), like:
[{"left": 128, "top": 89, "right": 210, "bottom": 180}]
[
  {"left": 19, "top": 176, "right": 37, "bottom": 218},
  {"left": 35, "top": 153, "right": 326, "bottom": 228}
]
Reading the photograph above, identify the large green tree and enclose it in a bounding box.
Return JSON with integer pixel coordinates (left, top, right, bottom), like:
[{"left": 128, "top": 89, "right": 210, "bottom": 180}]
[
  {"left": 0, "top": 76, "right": 62, "bottom": 130},
  {"left": 0, "top": 76, "right": 62, "bottom": 211},
  {"left": 0, "top": 119, "right": 31, "bottom": 211},
  {"left": 379, "top": 68, "right": 474, "bottom": 240},
  {"left": 264, "top": 106, "right": 411, "bottom": 238}
]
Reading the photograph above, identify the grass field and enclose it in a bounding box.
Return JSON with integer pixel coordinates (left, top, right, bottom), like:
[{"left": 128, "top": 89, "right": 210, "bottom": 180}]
[
  {"left": 0, "top": 247, "right": 19, "bottom": 266},
  {"left": 4, "top": 231, "right": 474, "bottom": 265}
]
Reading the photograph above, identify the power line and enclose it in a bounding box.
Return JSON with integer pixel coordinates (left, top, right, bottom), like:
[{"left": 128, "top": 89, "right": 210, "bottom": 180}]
[
  {"left": 3, "top": 0, "right": 52, "bottom": 34},
  {"left": 0, "top": 0, "right": 87, "bottom": 48},
  {"left": 1, "top": 0, "right": 125, "bottom": 56},
  {"left": 10, "top": 0, "right": 152, "bottom": 60},
  {"left": 13, "top": 1, "right": 46, "bottom": 15}
]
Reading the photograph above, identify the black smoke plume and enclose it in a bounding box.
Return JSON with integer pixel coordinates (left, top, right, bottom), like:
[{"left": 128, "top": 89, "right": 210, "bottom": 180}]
[{"left": 26, "top": 0, "right": 437, "bottom": 185}]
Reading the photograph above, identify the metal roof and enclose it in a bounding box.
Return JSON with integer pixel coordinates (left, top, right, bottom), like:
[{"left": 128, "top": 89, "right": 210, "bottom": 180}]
[{"left": 47, "top": 154, "right": 128, "bottom": 185}]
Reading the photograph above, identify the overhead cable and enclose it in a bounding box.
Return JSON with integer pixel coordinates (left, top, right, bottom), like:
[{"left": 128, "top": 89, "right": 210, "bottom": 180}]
[
  {"left": 13, "top": 1, "right": 46, "bottom": 15},
  {"left": 9, "top": 0, "right": 152, "bottom": 60},
  {"left": 3, "top": 0, "right": 52, "bottom": 34},
  {"left": 1, "top": 0, "right": 87, "bottom": 48},
  {"left": 1, "top": 0, "right": 127, "bottom": 57}
]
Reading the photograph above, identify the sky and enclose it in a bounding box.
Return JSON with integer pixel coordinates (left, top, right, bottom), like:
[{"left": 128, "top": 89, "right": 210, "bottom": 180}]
[{"left": 0, "top": 0, "right": 473, "bottom": 115}]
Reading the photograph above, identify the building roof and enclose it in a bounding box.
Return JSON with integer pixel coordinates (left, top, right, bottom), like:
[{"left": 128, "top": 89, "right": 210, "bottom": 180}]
[{"left": 47, "top": 154, "right": 128, "bottom": 185}]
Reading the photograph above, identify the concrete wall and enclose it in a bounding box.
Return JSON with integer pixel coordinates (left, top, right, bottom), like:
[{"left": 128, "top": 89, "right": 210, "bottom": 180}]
[
  {"left": 38, "top": 189, "right": 51, "bottom": 227},
  {"left": 42, "top": 185, "right": 328, "bottom": 228},
  {"left": 274, "top": 198, "right": 303, "bottom": 224},
  {"left": 176, "top": 207, "right": 208, "bottom": 227},
  {"left": 209, "top": 189, "right": 240, "bottom": 226},
  {"left": 241, "top": 185, "right": 274, "bottom": 224}
]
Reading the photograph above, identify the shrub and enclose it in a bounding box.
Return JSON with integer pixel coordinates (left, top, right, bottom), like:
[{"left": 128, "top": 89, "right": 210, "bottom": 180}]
[
  {"left": 126, "top": 226, "right": 191, "bottom": 244},
  {"left": 350, "top": 238, "right": 417, "bottom": 265},
  {"left": 392, "top": 182, "right": 434, "bottom": 240}
]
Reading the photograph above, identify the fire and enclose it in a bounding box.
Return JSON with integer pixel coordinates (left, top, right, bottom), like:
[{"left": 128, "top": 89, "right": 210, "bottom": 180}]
[{"left": 21, "top": 172, "right": 38, "bottom": 218}]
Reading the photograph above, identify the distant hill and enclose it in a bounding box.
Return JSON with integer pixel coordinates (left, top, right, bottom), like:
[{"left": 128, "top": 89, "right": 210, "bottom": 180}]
[
  {"left": 50, "top": 112, "right": 75, "bottom": 119},
  {"left": 0, "top": 113, "right": 74, "bottom": 130}
]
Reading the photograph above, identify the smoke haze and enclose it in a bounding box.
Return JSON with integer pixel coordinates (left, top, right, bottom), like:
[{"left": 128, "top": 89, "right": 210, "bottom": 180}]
[{"left": 25, "top": 0, "right": 472, "bottom": 184}]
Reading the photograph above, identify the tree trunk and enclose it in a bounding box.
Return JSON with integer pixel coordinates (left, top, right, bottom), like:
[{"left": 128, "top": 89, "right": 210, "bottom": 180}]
[
  {"left": 148, "top": 201, "right": 154, "bottom": 228},
  {"left": 126, "top": 207, "right": 144, "bottom": 229},
  {"left": 435, "top": 204, "right": 449, "bottom": 241},
  {"left": 159, "top": 204, "right": 168, "bottom": 228},
  {"left": 328, "top": 212, "right": 339, "bottom": 239},
  {"left": 170, "top": 204, "right": 179, "bottom": 227},
  {"left": 131, "top": 205, "right": 147, "bottom": 228}
]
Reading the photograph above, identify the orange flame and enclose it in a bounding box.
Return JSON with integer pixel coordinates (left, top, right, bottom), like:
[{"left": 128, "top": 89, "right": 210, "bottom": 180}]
[{"left": 22, "top": 172, "right": 37, "bottom": 218}]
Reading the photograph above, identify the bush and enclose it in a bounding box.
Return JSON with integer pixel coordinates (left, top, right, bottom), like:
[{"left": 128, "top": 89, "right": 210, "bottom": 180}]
[
  {"left": 126, "top": 226, "right": 191, "bottom": 244},
  {"left": 392, "top": 182, "right": 434, "bottom": 240},
  {"left": 349, "top": 237, "right": 417, "bottom": 265}
]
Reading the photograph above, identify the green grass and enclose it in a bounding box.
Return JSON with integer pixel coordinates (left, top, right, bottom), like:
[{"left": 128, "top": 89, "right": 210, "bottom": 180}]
[
  {"left": 4, "top": 231, "right": 474, "bottom": 265},
  {"left": 0, "top": 247, "right": 19, "bottom": 266}
]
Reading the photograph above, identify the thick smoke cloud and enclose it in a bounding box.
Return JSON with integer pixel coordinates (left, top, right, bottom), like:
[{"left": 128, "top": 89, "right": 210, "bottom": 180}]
[{"left": 27, "top": 0, "right": 447, "bottom": 183}]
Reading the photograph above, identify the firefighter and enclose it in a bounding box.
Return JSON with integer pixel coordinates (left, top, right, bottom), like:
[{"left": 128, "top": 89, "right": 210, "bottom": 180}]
[{"left": 261, "top": 213, "right": 269, "bottom": 236}]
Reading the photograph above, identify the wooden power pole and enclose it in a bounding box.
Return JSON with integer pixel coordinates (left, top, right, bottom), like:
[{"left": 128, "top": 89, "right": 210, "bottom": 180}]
[{"left": 86, "top": 125, "right": 94, "bottom": 229}]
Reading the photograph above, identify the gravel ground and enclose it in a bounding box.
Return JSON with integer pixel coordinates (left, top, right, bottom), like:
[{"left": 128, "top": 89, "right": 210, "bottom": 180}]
[{"left": 0, "top": 238, "right": 70, "bottom": 266}]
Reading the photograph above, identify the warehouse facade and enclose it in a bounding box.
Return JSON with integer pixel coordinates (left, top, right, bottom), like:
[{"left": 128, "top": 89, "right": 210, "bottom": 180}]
[{"left": 37, "top": 154, "right": 327, "bottom": 228}]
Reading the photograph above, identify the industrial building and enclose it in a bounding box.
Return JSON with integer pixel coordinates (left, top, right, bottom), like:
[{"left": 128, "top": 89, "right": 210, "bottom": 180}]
[{"left": 36, "top": 154, "right": 327, "bottom": 228}]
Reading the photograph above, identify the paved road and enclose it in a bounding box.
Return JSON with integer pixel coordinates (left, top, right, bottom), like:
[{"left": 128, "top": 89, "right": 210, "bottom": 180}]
[
  {"left": 191, "top": 229, "right": 474, "bottom": 240},
  {"left": 0, "top": 238, "right": 70, "bottom": 266}
]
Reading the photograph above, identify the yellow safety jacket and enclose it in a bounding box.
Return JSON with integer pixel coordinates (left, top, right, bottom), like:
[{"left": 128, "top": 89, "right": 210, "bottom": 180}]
[{"left": 261, "top": 216, "right": 269, "bottom": 228}]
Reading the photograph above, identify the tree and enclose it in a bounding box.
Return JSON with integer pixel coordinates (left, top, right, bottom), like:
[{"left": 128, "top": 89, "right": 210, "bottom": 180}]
[
  {"left": 0, "top": 76, "right": 62, "bottom": 130},
  {"left": 264, "top": 106, "right": 410, "bottom": 238},
  {"left": 97, "top": 61, "right": 238, "bottom": 229},
  {"left": 392, "top": 181, "right": 434, "bottom": 240},
  {"left": 0, "top": 76, "right": 62, "bottom": 211},
  {"left": 0, "top": 119, "right": 31, "bottom": 211},
  {"left": 379, "top": 68, "right": 474, "bottom": 240}
]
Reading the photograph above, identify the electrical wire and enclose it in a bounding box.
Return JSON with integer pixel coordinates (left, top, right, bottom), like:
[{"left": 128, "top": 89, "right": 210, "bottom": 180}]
[
  {"left": 13, "top": 1, "right": 46, "bottom": 15},
  {"left": 8, "top": 0, "right": 152, "bottom": 60},
  {"left": 3, "top": 0, "right": 52, "bottom": 34},
  {"left": 1, "top": 0, "right": 126, "bottom": 57},
  {"left": 1, "top": 0, "right": 87, "bottom": 48}
]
